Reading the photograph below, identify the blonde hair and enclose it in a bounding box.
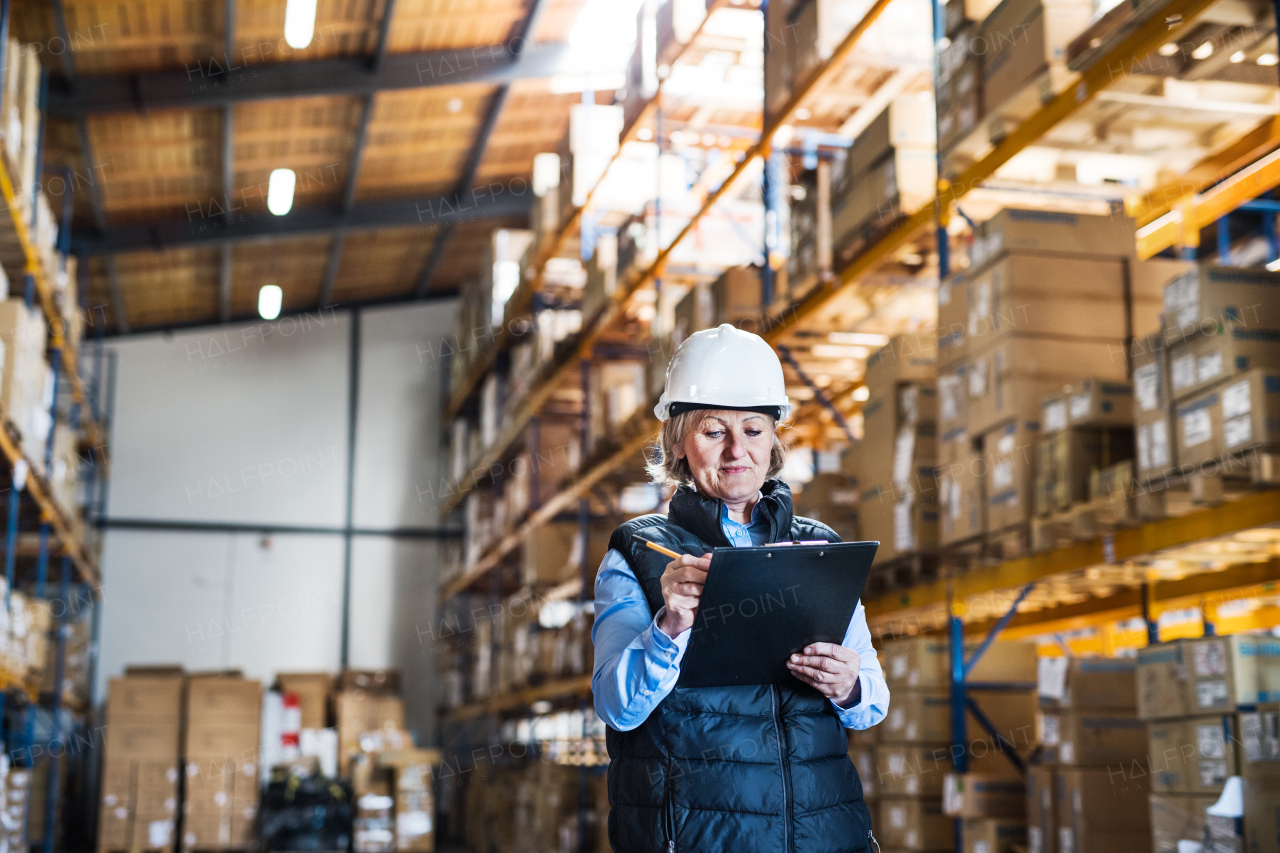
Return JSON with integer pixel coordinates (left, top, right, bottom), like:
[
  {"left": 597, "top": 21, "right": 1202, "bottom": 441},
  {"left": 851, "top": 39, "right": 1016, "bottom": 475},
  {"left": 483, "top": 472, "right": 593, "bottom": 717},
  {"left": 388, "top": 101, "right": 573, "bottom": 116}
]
[{"left": 646, "top": 409, "right": 788, "bottom": 488}]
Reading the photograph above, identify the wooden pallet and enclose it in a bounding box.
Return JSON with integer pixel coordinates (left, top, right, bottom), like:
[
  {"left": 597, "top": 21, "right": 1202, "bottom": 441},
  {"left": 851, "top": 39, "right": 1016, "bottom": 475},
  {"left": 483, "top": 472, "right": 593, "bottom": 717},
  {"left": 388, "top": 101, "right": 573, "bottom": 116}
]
[
  {"left": 939, "top": 534, "right": 986, "bottom": 576},
  {"left": 985, "top": 523, "right": 1032, "bottom": 562},
  {"left": 1132, "top": 451, "right": 1277, "bottom": 521}
]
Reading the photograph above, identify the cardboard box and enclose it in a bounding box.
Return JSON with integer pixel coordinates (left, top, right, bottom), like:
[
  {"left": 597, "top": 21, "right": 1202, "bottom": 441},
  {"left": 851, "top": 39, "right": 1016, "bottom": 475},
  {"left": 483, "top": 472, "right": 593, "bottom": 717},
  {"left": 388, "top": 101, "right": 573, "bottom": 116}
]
[
  {"left": 522, "top": 521, "right": 583, "bottom": 586},
  {"left": 984, "top": 418, "right": 1041, "bottom": 531},
  {"left": 1027, "top": 766, "right": 1055, "bottom": 853},
  {"left": 336, "top": 691, "right": 407, "bottom": 774},
  {"left": 1133, "top": 333, "right": 1178, "bottom": 481},
  {"left": 969, "top": 209, "right": 1138, "bottom": 272},
  {"left": 1162, "top": 265, "right": 1280, "bottom": 334},
  {"left": 1037, "top": 657, "right": 1136, "bottom": 710},
  {"left": 850, "top": 744, "right": 878, "bottom": 798},
  {"left": 846, "top": 94, "right": 937, "bottom": 179},
  {"left": 1138, "top": 642, "right": 1192, "bottom": 720},
  {"left": 881, "top": 688, "right": 1038, "bottom": 748},
  {"left": 338, "top": 668, "right": 402, "bottom": 693},
  {"left": 1062, "top": 379, "right": 1135, "bottom": 430},
  {"left": 968, "top": 333, "right": 1129, "bottom": 435},
  {"left": 945, "top": 774, "right": 1027, "bottom": 817},
  {"left": 939, "top": 85, "right": 983, "bottom": 154},
  {"left": 794, "top": 472, "right": 860, "bottom": 543},
  {"left": 981, "top": 0, "right": 1092, "bottom": 113},
  {"left": 711, "top": 266, "right": 761, "bottom": 328},
  {"left": 1036, "top": 711, "right": 1147, "bottom": 765},
  {"left": 1241, "top": 777, "right": 1280, "bottom": 853},
  {"left": 859, "top": 481, "right": 940, "bottom": 562},
  {"left": 186, "top": 674, "right": 261, "bottom": 725},
  {"left": 832, "top": 147, "right": 937, "bottom": 257},
  {"left": 275, "top": 672, "right": 332, "bottom": 729},
  {"left": 963, "top": 817, "right": 1028, "bottom": 853},
  {"left": 1035, "top": 427, "right": 1134, "bottom": 516},
  {"left": 1175, "top": 370, "right": 1280, "bottom": 469},
  {"left": 940, "top": 441, "right": 986, "bottom": 545},
  {"left": 1055, "top": 767, "right": 1152, "bottom": 853},
  {"left": 1186, "top": 634, "right": 1280, "bottom": 713},
  {"left": 882, "top": 636, "right": 1038, "bottom": 688},
  {"left": 1239, "top": 705, "right": 1280, "bottom": 779},
  {"left": 1149, "top": 793, "right": 1241, "bottom": 853},
  {"left": 1148, "top": 715, "right": 1238, "bottom": 794},
  {"left": 878, "top": 797, "right": 953, "bottom": 850},
  {"left": 866, "top": 334, "right": 940, "bottom": 393},
  {"left": 1168, "top": 324, "right": 1280, "bottom": 402}
]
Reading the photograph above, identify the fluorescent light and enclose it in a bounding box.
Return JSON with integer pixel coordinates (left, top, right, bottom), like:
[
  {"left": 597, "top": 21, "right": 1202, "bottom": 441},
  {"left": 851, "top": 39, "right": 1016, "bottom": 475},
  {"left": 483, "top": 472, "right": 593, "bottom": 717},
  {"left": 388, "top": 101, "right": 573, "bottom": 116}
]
[
  {"left": 532, "top": 153, "right": 560, "bottom": 197},
  {"left": 1230, "top": 50, "right": 1245, "bottom": 63},
  {"left": 827, "top": 332, "right": 890, "bottom": 346},
  {"left": 267, "top": 168, "right": 296, "bottom": 215},
  {"left": 1158, "top": 43, "right": 1179, "bottom": 56},
  {"left": 570, "top": 0, "right": 645, "bottom": 47},
  {"left": 548, "top": 72, "right": 626, "bottom": 94},
  {"left": 1259, "top": 53, "right": 1279, "bottom": 66},
  {"left": 637, "top": 128, "right": 654, "bottom": 141},
  {"left": 258, "top": 284, "right": 283, "bottom": 320},
  {"left": 1191, "top": 41, "right": 1214, "bottom": 60},
  {"left": 284, "top": 0, "right": 317, "bottom": 49},
  {"left": 1266, "top": 259, "right": 1280, "bottom": 271},
  {"left": 853, "top": 386, "right": 870, "bottom": 402}
]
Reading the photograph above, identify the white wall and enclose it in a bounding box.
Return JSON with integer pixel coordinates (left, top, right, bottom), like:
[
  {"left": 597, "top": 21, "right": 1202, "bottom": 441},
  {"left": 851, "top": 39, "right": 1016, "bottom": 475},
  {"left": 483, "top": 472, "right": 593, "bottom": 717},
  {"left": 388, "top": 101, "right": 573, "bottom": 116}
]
[{"left": 99, "top": 300, "right": 457, "bottom": 743}]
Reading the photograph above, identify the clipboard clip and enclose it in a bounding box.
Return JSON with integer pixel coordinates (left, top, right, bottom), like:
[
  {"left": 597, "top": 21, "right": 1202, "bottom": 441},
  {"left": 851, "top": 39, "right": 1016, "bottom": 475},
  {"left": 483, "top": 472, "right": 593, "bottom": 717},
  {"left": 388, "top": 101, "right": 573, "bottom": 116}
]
[{"left": 767, "top": 540, "right": 829, "bottom": 546}]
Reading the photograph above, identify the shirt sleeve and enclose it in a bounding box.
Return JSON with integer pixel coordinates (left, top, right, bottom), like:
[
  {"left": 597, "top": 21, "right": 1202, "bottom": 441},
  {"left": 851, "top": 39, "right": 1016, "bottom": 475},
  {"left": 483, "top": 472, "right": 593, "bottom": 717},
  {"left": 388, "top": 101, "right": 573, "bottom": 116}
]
[
  {"left": 591, "top": 548, "right": 691, "bottom": 731},
  {"left": 831, "top": 601, "right": 890, "bottom": 729}
]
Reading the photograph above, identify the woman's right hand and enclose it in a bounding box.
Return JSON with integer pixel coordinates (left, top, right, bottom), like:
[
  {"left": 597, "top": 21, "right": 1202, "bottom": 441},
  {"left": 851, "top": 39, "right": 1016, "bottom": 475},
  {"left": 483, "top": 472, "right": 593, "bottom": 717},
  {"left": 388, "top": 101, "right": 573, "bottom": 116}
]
[{"left": 658, "top": 553, "right": 712, "bottom": 638}]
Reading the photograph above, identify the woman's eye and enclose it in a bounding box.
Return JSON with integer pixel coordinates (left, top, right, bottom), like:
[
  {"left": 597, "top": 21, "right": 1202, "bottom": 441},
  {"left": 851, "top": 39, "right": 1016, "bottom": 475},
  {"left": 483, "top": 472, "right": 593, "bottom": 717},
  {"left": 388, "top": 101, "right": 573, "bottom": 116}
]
[
  {"left": 706, "top": 430, "right": 724, "bottom": 439},
  {"left": 745, "top": 429, "right": 761, "bottom": 437}
]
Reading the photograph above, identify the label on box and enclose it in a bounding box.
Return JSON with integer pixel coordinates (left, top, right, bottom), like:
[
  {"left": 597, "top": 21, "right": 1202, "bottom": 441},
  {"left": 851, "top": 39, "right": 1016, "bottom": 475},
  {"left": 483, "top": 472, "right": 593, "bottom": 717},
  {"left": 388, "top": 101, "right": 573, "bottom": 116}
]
[
  {"left": 894, "top": 500, "right": 914, "bottom": 551},
  {"left": 975, "top": 842, "right": 990, "bottom": 853},
  {"left": 1069, "top": 393, "right": 1092, "bottom": 422},
  {"left": 1224, "top": 415, "right": 1252, "bottom": 449},
  {"left": 890, "top": 805, "right": 906, "bottom": 828},
  {"left": 1061, "top": 741, "right": 1075, "bottom": 763},
  {"left": 1041, "top": 714, "right": 1061, "bottom": 745},
  {"left": 906, "top": 721, "right": 918, "bottom": 740},
  {"left": 114, "top": 806, "right": 127, "bottom": 820},
  {"left": 970, "top": 359, "right": 988, "bottom": 397},
  {"left": 1044, "top": 401, "right": 1067, "bottom": 432},
  {"left": 891, "top": 655, "right": 907, "bottom": 680},
  {"left": 148, "top": 820, "right": 171, "bottom": 847},
  {"left": 1223, "top": 379, "right": 1252, "bottom": 419},
  {"left": 1196, "top": 679, "right": 1229, "bottom": 708},
  {"left": 1135, "top": 363, "right": 1160, "bottom": 412},
  {"left": 1059, "top": 827, "right": 1074, "bottom": 853},
  {"left": 970, "top": 282, "right": 991, "bottom": 336},
  {"left": 1242, "top": 710, "right": 1280, "bottom": 762},
  {"left": 1138, "top": 424, "right": 1152, "bottom": 471},
  {"left": 1194, "top": 640, "right": 1227, "bottom": 676},
  {"left": 1200, "top": 759, "right": 1228, "bottom": 787},
  {"left": 940, "top": 281, "right": 952, "bottom": 305},
  {"left": 103, "top": 794, "right": 117, "bottom": 807},
  {"left": 1150, "top": 420, "right": 1170, "bottom": 468},
  {"left": 905, "top": 775, "right": 919, "bottom": 795},
  {"left": 1181, "top": 409, "right": 1212, "bottom": 447},
  {"left": 1029, "top": 827, "right": 1043, "bottom": 853},
  {"left": 893, "top": 429, "right": 915, "bottom": 487},
  {"left": 888, "top": 707, "right": 904, "bottom": 732},
  {"left": 906, "top": 830, "right": 919, "bottom": 848},
  {"left": 1198, "top": 352, "right": 1224, "bottom": 384},
  {"left": 397, "top": 811, "right": 432, "bottom": 836},
  {"left": 940, "top": 375, "right": 961, "bottom": 422},
  {"left": 1038, "top": 656, "right": 1068, "bottom": 700},
  {"left": 1197, "top": 723, "right": 1226, "bottom": 757},
  {"left": 1172, "top": 354, "right": 1196, "bottom": 392},
  {"left": 994, "top": 460, "right": 1014, "bottom": 489}
]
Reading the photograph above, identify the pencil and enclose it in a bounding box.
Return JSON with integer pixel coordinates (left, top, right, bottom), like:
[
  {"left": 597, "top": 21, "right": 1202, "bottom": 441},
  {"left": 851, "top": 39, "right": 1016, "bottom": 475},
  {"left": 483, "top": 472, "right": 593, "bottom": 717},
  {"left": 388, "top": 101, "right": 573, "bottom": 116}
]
[{"left": 639, "top": 538, "right": 682, "bottom": 560}]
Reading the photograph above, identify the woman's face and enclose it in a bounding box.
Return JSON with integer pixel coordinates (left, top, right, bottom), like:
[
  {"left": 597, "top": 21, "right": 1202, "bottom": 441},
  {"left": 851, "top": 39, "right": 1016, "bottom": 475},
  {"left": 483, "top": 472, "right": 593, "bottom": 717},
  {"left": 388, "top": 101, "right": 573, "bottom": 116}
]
[{"left": 677, "top": 410, "right": 774, "bottom": 504}]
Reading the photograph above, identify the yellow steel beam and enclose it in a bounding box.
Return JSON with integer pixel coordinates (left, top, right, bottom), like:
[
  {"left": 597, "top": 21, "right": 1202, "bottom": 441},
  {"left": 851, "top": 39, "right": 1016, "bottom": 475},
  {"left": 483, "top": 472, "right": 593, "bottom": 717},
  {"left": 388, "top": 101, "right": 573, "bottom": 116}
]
[
  {"left": 766, "top": 0, "right": 1226, "bottom": 343},
  {"left": 865, "top": 489, "right": 1280, "bottom": 626},
  {"left": 1126, "top": 116, "right": 1280, "bottom": 227},
  {"left": 1137, "top": 144, "right": 1280, "bottom": 258}
]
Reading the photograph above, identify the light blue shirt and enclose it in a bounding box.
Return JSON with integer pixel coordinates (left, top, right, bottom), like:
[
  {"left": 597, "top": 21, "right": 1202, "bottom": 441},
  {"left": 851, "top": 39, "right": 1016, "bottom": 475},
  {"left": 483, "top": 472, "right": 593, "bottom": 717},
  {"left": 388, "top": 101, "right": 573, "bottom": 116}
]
[{"left": 591, "top": 498, "right": 890, "bottom": 732}]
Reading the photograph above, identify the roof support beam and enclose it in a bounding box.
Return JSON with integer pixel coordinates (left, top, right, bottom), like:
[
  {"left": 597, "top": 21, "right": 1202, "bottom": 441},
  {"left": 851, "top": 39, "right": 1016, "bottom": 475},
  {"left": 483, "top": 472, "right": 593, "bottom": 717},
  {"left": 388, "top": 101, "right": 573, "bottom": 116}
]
[
  {"left": 415, "top": 0, "right": 547, "bottom": 297},
  {"left": 46, "top": 42, "right": 578, "bottom": 117},
  {"left": 220, "top": 0, "right": 236, "bottom": 322},
  {"left": 71, "top": 189, "right": 531, "bottom": 255}
]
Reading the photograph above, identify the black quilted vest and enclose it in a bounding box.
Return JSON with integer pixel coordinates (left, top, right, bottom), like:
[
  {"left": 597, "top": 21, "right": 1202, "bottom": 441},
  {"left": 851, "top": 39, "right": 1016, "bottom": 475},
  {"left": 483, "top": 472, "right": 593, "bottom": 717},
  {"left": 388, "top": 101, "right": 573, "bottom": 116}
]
[{"left": 601, "top": 479, "right": 874, "bottom": 853}]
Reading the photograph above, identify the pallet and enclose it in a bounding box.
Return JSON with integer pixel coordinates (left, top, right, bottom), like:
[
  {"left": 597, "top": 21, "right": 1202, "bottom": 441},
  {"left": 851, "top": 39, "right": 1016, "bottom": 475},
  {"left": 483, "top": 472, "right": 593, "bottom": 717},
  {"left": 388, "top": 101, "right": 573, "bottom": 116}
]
[
  {"left": 985, "top": 524, "right": 1032, "bottom": 562},
  {"left": 1132, "top": 451, "right": 1276, "bottom": 521},
  {"left": 938, "top": 534, "right": 987, "bottom": 575}
]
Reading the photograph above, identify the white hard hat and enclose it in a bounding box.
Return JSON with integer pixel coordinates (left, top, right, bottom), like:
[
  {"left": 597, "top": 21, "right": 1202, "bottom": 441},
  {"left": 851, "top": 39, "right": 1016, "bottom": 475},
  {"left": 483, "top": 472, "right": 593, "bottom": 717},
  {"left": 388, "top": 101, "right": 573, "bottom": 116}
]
[{"left": 654, "top": 323, "right": 792, "bottom": 422}]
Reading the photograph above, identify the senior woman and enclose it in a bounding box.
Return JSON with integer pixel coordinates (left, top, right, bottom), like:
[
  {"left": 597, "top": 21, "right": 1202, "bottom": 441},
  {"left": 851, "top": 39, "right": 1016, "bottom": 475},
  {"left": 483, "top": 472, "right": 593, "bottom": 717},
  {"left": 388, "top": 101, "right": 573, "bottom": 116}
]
[{"left": 591, "top": 324, "right": 889, "bottom": 853}]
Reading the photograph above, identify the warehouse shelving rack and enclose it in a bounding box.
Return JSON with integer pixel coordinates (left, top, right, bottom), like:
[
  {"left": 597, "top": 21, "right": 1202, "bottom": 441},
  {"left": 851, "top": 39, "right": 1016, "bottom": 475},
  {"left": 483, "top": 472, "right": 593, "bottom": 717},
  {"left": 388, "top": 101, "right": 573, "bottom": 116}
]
[
  {"left": 0, "top": 7, "right": 112, "bottom": 850},
  {"left": 441, "top": 7, "right": 1280, "bottom": 848}
]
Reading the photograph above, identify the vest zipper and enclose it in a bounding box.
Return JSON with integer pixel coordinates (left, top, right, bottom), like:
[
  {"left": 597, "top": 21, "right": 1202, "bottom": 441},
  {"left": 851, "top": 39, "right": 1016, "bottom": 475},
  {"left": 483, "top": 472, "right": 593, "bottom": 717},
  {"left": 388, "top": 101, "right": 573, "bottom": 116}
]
[
  {"left": 770, "top": 685, "right": 791, "bottom": 853},
  {"left": 665, "top": 761, "right": 675, "bottom": 853},
  {"left": 868, "top": 828, "right": 881, "bottom": 853}
]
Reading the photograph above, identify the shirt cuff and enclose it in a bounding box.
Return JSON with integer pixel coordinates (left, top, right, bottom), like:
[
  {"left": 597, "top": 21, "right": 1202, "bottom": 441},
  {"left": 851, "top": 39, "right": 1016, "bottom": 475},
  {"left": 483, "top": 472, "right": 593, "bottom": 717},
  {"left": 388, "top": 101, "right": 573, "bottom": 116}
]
[
  {"left": 830, "top": 673, "right": 868, "bottom": 724},
  {"left": 636, "top": 606, "right": 692, "bottom": 661}
]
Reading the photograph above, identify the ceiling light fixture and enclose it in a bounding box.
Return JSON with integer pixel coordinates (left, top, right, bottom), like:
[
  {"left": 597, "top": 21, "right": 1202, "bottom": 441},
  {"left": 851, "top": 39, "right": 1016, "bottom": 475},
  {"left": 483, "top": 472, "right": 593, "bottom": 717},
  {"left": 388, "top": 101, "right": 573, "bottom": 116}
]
[
  {"left": 1259, "top": 53, "right": 1279, "bottom": 66},
  {"left": 267, "top": 168, "right": 296, "bottom": 215},
  {"left": 284, "top": 0, "right": 317, "bottom": 49},
  {"left": 258, "top": 284, "right": 283, "bottom": 320},
  {"left": 1158, "top": 43, "right": 1179, "bottom": 56},
  {"left": 1191, "top": 41, "right": 1214, "bottom": 60},
  {"left": 1230, "top": 50, "right": 1245, "bottom": 63},
  {"left": 826, "top": 331, "right": 890, "bottom": 346},
  {"left": 1267, "top": 259, "right": 1280, "bottom": 271}
]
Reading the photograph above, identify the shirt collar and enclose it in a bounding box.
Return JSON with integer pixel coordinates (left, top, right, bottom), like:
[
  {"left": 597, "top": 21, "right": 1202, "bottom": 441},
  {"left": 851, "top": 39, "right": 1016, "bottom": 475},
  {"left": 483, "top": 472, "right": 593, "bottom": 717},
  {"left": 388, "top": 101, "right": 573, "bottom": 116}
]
[{"left": 720, "top": 491, "right": 766, "bottom": 528}]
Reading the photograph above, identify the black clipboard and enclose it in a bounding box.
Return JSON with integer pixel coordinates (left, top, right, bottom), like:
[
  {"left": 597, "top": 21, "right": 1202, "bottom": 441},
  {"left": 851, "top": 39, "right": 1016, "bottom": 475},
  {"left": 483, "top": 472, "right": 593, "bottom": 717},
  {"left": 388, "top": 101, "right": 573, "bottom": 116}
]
[{"left": 675, "top": 540, "right": 878, "bottom": 688}]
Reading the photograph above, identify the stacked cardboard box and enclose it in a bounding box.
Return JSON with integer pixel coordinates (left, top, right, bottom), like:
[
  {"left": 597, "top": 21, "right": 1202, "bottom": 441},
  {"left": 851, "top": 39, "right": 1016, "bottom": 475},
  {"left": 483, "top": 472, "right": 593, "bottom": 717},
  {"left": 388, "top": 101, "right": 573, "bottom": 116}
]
[
  {"left": 937, "top": 210, "right": 1183, "bottom": 544},
  {"left": 857, "top": 336, "right": 939, "bottom": 564},
  {"left": 97, "top": 669, "right": 184, "bottom": 852},
  {"left": 587, "top": 358, "right": 646, "bottom": 452},
  {"left": 831, "top": 96, "right": 936, "bottom": 265},
  {"left": 1034, "top": 380, "right": 1135, "bottom": 515},
  {"left": 1030, "top": 657, "right": 1149, "bottom": 853},
  {"left": 794, "top": 471, "right": 860, "bottom": 542},
  {"left": 275, "top": 672, "right": 333, "bottom": 729},
  {"left": 879, "top": 636, "right": 1038, "bottom": 853},
  {"left": 1138, "top": 635, "right": 1280, "bottom": 853},
  {"left": 377, "top": 749, "right": 441, "bottom": 852},
  {"left": 1160, "top": 267, "right": 1280, "bottom": 475},
  {"left": 938, "top": 0, "right": 996, "bottom": 160},
  {"left": 980, "top": 0, "right": 1091, "bottom": 124},
  {"left": 181, "top": 673, "right": 262, "bottom": 851},
  {"left": 336, "top": 686, "right": 406, "bottom": 776}
]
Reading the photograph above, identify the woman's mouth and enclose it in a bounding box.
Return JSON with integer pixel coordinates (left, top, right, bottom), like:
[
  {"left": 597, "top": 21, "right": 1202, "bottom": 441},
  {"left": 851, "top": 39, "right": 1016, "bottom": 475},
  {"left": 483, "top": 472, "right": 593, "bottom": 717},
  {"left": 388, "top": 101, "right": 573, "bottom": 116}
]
[{"left": 720, "top": 466, "right": 750, "bottom": 474}]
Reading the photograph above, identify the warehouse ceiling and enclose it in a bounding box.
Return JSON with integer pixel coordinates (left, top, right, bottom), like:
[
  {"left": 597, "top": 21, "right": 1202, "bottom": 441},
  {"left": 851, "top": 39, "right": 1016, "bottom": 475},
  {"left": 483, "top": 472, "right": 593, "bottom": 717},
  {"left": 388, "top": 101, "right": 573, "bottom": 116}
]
[{"left": 13, "top": 0, "right": 593, "bottom": 334}]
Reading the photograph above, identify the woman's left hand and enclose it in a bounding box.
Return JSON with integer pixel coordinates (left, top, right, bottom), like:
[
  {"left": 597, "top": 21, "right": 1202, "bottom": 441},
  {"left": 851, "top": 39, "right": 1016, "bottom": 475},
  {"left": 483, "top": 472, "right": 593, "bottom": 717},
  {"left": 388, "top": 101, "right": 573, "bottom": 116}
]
[{"left": 786, "top": 643, "right": 862, "bottom": 708}]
